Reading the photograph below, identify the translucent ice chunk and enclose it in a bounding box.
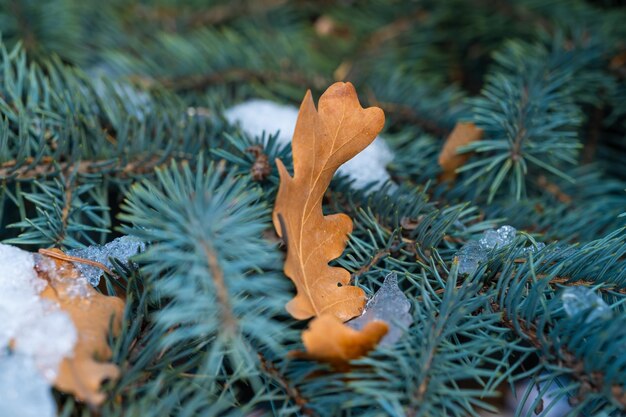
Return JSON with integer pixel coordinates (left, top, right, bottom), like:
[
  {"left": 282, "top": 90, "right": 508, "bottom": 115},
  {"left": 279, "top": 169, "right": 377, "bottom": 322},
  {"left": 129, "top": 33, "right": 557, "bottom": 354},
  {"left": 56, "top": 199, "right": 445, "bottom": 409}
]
[
  {"left": 0, "top": 354, "right": 56, "bottom": 417},
  {"left": 562, "top": 287, "right": 612, "bottom": 323},
  {"left": 455, "top": 225, "right": 518, "bottom": 275},
  {"left": 523, "top": 242, "right": 546, "bottom": 254},
  {"left": 456, "top": 240, "right": 489, "bottom": 275},
  {"left": 479, "top": 225, "right": 517, "bottom": 249},
  {"left": 348, "top": 273, "right": 413, "bottom": 346},
  {"left": 67, "top": 236, "right": 145, "bottom": 286}
]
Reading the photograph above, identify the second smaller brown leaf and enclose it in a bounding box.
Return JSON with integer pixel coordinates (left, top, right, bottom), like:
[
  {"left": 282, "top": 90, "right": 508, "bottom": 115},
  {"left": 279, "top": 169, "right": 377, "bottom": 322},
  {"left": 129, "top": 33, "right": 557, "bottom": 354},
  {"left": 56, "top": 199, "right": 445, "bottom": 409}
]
[
  {"left": 301, "top": 314, "right": 388, "bottom": 366},
  {"left": 438, "top": 122, "right": 483, "bottom": 182}
]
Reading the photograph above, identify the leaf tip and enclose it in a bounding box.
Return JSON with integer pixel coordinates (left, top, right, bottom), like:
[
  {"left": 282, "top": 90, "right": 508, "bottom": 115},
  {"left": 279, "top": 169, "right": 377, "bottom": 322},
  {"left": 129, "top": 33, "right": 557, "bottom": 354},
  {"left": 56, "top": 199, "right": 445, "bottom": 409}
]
[{"left": 302, "top": 315, "right": 388, "bottom": 365}]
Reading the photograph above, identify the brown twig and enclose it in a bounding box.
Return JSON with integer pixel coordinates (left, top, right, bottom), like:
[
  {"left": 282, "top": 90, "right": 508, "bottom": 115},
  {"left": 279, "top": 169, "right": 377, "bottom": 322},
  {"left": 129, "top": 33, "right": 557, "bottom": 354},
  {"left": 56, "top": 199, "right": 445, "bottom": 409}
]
[
  {"left": 258, "top": 353, "right": 316, "bottom": 416},
  {"left": 159, "top": 68, "right": 326, "bottom": 93},
  {"left": 547, "top": 275, "right": 626, "bottom": 295},
  {"left": 472, "top": 0, "right": 554, "bottom": 34},
  {"left": 510, "top": 88, "right": 529, "bottom": 161},
  {"left": 336, "top": 10, "right": 429, "bottom": 82},
  {"left": 0, "top": 154, "right": 177, "bottom": 181},
  {"left": 537, "top": 175, "right": 572, "bottom": 204},
  {"left": 372, "top": 100, "right": 450, "bottom": 137},
  {"left": 490, "top": 300, "right": 626, "bottom": 409},
  {"left": 38, "top": 248, "right": 114, "bottom": 276},
  {"left": 56, "top": 171, "right": 76, "bottom": 246},
  {"left": 583, "top": 106, "right": 604, "bottom": 164},
  {"left": 10, "top": 0, "right": 37, "bottom": 52},
  {"left": 133, "top": 0, "right": 288, "bottom": 29},
  {"left": 202, "top": 241, "right": 237, "bottom": 333},
  {"left": 351, "top": 249, "right": 390, "bottom": 279}
]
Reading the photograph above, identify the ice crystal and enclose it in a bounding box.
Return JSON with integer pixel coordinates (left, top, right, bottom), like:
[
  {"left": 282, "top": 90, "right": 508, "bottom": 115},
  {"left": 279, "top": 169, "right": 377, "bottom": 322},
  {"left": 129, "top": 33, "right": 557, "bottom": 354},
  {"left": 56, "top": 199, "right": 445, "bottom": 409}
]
[
  {"left": 348, "top": 273, "right": 412, "bottom": 345},
  {"left": 562, "top": 287, "right": 611, "bottom": 323},
  {"left": 456, "top": 240, "right": 489, "bottom": 276},
  {"left": 479, "top": 225, "right": 517, "bottom": 249},
  {"left": 455, "top": 225, "right": 518, "bottom": 275},
  {"left": 523, "top": 242, "right": 546, "bottom": 254},
  {"left": 67, "top": 236, "right": 145, "bottom": 286}
]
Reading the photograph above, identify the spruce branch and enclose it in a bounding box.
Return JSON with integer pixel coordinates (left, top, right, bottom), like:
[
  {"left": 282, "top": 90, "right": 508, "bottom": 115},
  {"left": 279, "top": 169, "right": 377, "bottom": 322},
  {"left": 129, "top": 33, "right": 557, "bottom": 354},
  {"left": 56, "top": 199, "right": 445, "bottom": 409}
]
[
  {"left": 1, "top": 2, "right": 625, "bottom": 416},
  {"left": 491, "top": 300, "right": 626, "bottom": 411},
  {"left": 119, "top": 159, "right": 300, "bottom": 411},
  {"left": 460, "top": 37, "right": 609, "bottom": 202},
  {"left": 201, "top": 240, "right": 237, "bottom": 334}
]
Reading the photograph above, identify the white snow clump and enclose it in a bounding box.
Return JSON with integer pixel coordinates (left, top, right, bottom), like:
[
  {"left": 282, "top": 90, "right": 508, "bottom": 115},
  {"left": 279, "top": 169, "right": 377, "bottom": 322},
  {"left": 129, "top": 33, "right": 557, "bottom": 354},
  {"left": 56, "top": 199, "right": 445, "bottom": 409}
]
[{"left": 0, "top": 244, "right": 78, "bottom": 417}]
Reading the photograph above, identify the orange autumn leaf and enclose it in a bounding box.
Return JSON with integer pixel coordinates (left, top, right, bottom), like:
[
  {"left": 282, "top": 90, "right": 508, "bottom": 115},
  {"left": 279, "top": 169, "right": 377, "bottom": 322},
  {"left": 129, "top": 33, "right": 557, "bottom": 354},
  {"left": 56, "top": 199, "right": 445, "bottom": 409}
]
[
  {"left": 438, "top": 122, "right": 484, "bottom": 181},
  {"left": 272, "top": 82, "right": 385, "bottom": 322},
  {"left": 36, "top": 249, "right": 125, "bottom": 406},
  {"left": 302, "top": 314, "right": 388, "bottom": 365}
]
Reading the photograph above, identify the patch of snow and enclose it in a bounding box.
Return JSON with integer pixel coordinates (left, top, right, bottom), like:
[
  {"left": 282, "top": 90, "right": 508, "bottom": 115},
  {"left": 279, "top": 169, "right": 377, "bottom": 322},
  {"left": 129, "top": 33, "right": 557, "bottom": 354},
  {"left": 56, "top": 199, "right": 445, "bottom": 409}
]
[
  {"left": 225, "top": 100, "right": 299, "bottom": 144},
  {"left": 224, "top": 99, "right": 393, "bottom": 189},
  {"left": 90, "top": 71, "right": 153, "bottom": 122},
  {"left": 340, "top": 138, "right": 394, "bottom": 189},
  {"left": 0, "top": 244, "right": 77, "bottom": 381},
  {"left": 0, "top": 354, "right": 56, "bottom": 417},
  {"left": 0, "top": 245, "right": 47, "bottom": 349},
  {"left": 0, "top": 243, "right": 86, "bottom": 417},
  {"left": 12, "top": 304, "right": 76, "bottom": 382}
]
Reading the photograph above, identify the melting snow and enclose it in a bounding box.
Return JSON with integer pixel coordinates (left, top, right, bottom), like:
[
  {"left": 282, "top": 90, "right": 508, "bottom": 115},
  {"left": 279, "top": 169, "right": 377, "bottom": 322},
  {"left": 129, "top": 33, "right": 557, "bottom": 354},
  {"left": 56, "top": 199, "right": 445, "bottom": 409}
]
[
  {"left": 0, "top": 354, "right": 56, "bottom": 417},
  {"left": 0, "top": 244, "right": 82, "bottom": 417}
]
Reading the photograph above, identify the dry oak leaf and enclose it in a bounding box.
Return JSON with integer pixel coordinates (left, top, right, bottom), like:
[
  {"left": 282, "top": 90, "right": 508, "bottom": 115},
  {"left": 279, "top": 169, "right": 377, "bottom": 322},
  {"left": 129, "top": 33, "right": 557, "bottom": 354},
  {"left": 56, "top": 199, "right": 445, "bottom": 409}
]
[
  {"left": 35, "top": 249, "right": 125, "bottom": 406},
  {"left": 272, "top": 82, "right": 385, "bottom": 322},
  {"left": 438, "top": 121, "right": 484, "bottom": 181},
  {"left": 301, "top": 314, "right": 388, "bottom": 366}
]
